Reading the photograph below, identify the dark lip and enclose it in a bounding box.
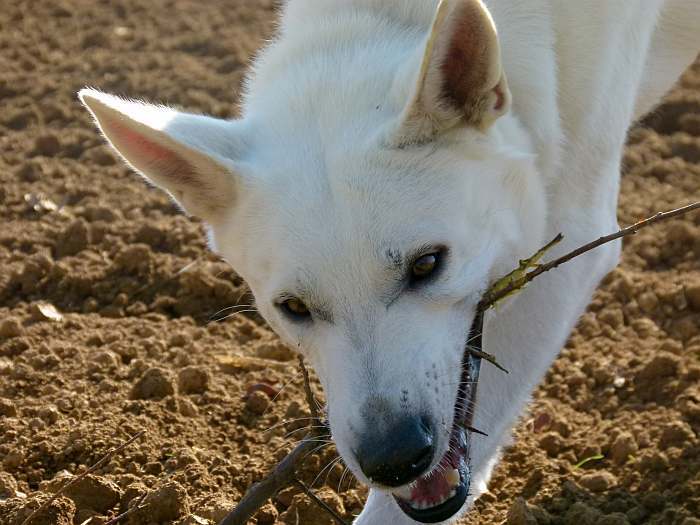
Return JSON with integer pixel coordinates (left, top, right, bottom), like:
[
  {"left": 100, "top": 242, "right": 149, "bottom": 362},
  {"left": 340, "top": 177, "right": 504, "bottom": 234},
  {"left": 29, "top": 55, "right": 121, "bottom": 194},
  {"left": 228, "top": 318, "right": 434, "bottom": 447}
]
[
  {"left": 395, "top": 467, "right": 469, "bottom": 523},
  {"left": 393, "top": 311, "right": 484, "bottom": 523}
]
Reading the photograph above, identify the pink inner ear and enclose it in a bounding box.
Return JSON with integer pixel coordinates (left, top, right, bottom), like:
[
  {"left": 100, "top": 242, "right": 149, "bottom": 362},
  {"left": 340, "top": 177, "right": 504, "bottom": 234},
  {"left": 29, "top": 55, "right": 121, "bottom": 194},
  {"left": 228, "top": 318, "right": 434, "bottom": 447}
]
[
  {"left": 105, "top": 116, "right": 198, "bottom": 185},
  {"left": 440, "top": 13, "right": 489, "bottom": 109}
]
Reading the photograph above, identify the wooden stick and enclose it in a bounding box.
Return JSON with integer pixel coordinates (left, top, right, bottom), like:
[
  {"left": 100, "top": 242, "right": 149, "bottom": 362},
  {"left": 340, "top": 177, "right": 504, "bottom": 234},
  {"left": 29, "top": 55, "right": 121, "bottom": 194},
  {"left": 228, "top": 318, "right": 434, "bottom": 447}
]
[
  {"left": 103, "top": 492, "right": 149, "bottom": 525},
  {"left": 478, "top": 201, "right": 700, "bottom": 312},
  {"left": 218, "top": 435, "right": 321, "bottom": 525},
  {"left": 298, "top": 355, "right": 321, "bottom": 423},
  {"left": 219, "top": 358, "right": 327, "bottom": 525},
  {"left": 20, "top": 431, "right": 145, "bottom": 525}
]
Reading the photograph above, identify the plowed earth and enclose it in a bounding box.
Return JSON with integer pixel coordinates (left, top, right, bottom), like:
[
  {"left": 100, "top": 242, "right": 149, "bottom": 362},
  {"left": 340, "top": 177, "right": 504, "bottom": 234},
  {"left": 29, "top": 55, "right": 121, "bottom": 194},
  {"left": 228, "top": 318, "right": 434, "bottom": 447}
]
[{"left": 1, "top": 1, "right": 699, "bottom": 524}]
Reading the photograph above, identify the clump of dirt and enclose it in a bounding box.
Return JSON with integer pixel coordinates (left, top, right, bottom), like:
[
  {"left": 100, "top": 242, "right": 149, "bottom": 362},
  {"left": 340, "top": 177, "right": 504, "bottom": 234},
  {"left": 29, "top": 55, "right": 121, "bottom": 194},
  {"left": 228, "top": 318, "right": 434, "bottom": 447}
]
[{"left": 0, "top": 1, "right": 698, "bottom": 524}]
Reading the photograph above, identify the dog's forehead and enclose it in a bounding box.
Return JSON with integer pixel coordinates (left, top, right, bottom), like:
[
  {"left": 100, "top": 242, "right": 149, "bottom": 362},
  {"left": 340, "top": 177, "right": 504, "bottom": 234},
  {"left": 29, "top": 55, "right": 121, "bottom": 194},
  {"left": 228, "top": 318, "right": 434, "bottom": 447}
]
[{"left": 235, "top": 142, "right": 502, "bottom": 292}]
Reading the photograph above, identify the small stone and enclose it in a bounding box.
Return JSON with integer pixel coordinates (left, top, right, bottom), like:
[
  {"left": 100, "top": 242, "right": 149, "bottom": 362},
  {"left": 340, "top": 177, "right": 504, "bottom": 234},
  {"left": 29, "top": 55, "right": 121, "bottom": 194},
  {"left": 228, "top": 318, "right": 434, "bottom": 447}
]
[
  {"left": 610, "top": 432, "right": 638, "bottom": 465},
  {"left": 636, "top": 352, "right": 681, "bottom": 381},
  {"left": 30, "top": 302, "right": 64, "bottom": 322},
  {"left": 38, "top": 405, "right": 60, "bottom": 424},
  {"left": 89, "top": 350, "right": 120, "bottom": 371},
  {"left": 254, "top": 341, "right": 296, "bottom": 361},
  {"left": 505, "top": 497, "right": 538, "bottom": 525},
  {"left": 3, "top": 449, "right": 24, "bottom": 470},
  {"left": 0, "top": 471, "right": 18, "bottom": 497},
  {"left": 169, "top": 332, "right": 190, "bottom": 348},
  {"left": 35, "top": 134, "right": 61, "bottom": 156},
  {"left": 16, "top": 162, "right": 41, "bottom": 182},
  {"left": 579, "top": 471, "right": 617, "bottom": 492},
  {"left": 63, "top": 474, "right": 122, "bottom": 513},
  {"left": 130, "top": 367, "right": 175, "bottom": 400},
  {"left": 599, "top": 308, "right": 624, "bottom": 329},
  {"left": 129, "top": 481, "right": 190, "bottom": 523},
  {"left": 660, "top": 421, "right": 696, "bottom": 449},
  {"left": 245, "top": 390, "right": 270, "bottom": 415},
  {"left": 178, "top": 397, "right": 199, "bottom": 417},
  {"left": 539, "top": 432, "right": 564, "bottom": 457},
  {"left": 177, "top": 366, "right": 210, "bottom": 394},
  {"left": 55, "top": 218, "right": 90, "bottom": 257},
  {"left": 0, "top": 397, "right": 17, "bottom": 417},
  {"left": 196, "top": 497, "right": 235, "bottom": 523},
  {"left": 255, "top": 502, "right": 279, "bottom": 524},
  {"left": 0, "top": 318, "right": 23, "bottom": 338},
  {"left": 638, "top": 291, "right": 659, "bottom": 313}
]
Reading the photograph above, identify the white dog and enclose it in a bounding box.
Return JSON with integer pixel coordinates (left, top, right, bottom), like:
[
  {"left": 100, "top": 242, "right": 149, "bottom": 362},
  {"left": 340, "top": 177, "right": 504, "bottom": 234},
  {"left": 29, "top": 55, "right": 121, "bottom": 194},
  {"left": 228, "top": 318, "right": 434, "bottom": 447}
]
[{"left": 79, "top": 1, "right": 699, "bottom": 522}]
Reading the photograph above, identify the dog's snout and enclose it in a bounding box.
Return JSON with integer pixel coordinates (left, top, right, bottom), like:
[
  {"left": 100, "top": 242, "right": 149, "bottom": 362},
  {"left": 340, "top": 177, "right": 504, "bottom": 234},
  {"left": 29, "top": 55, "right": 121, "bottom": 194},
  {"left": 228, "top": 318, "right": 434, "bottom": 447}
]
[{"left": 356, "top": 416, "right": 434, "bottom": 487}]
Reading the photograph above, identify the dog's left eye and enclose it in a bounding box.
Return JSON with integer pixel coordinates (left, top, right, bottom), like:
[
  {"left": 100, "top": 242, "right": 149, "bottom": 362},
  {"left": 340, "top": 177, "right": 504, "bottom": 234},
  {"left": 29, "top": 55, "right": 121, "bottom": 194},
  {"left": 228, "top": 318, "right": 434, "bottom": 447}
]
[
  {"left": 411, "top": 252, "right": 440, "bottom": 281},
  {"left": 278, "top": 297, "right": 311, "bottom": 320}
]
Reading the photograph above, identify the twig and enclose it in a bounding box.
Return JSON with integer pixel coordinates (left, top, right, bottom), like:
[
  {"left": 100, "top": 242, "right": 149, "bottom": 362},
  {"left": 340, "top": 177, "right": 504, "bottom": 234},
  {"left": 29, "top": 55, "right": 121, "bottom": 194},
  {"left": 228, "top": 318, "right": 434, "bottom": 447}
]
[
  {"left": 294, "top": 479, "right": 349, "bottom": 525},
  {"left": 298, "top": 355, "right": 321, "bottom": 423},
  {"left": 465, "top": 347, "right": 509, "bottom": 374},
  {"left": 478, "top": 201, "right": 700, "bottom": 311},
  {"left": 103, "top": 492, "right": 149, "bottom": 525},
  {"left": 219, "top": 359, "right": 329, "bottom": 525},
  {"left": 20, "top": 431, "right": 145, "bottom": 525}
]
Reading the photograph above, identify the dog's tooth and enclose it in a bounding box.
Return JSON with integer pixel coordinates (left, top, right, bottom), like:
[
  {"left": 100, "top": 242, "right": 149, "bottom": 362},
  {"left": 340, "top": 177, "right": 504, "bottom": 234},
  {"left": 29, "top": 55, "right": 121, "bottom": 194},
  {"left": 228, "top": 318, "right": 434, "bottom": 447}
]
[
  {"left": 395, "top": 485, "right": 413, "bottom": 500},
  {"left": 449, "top": 488, "right": 456, "bottom": 499},
  {"left": 445, "top": 468, "right": 460, "bottom": 487}
]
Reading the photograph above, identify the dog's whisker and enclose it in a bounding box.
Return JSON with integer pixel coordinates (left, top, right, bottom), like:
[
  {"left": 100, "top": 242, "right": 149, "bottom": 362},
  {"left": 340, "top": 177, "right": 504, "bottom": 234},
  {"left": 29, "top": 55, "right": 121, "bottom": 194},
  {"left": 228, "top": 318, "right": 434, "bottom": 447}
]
[
  {"left": 271, "top": 436, "right": 332, "bottom": 455},
  {"left": 338, "top": 465, "right": 351, "bottom": 493},
  {"left": 214, "top": 309, "right": 260, "bottom": 323},
  {"left": 311, "top": 455, "right": 342, "bottom": 489},
  {"left": 208, "top": 303, "right": 254, "bottom": 319},
  {"left": 260, "top": 369, "right": 307, "bottom": 420},
  {"left": 282, "top": 425, "right": 331, "bottom": 440},
  {"left": 263, "top": 416, "right": 319, "bottom": 433},
  {"left": 301, "top": 442, "right": 335, "bottom": 462}
]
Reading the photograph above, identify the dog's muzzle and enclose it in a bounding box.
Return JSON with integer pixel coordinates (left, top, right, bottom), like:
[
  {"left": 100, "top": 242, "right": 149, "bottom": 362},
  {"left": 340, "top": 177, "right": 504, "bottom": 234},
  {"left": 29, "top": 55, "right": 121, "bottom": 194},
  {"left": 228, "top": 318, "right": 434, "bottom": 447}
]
[{"left": 391, "top": 311, "right": 485, "bottom": 523}]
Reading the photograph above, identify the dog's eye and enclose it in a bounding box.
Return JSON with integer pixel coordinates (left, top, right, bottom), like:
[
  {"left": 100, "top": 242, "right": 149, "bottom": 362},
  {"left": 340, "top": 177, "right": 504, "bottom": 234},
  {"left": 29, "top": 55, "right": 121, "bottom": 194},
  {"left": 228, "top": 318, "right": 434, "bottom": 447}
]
[
  {"left": 279, "top": 298, "right": 311, "bottom": 320},
  {"left": 411, "top": 252, "right": 440, "bottom": 281}
]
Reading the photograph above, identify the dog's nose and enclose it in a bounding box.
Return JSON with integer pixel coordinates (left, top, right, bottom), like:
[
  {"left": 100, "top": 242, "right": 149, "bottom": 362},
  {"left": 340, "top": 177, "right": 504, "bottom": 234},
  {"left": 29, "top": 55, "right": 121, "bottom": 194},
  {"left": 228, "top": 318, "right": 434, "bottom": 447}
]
[{"left": 356, "top": 416, "right": 434, "bottom": 487}]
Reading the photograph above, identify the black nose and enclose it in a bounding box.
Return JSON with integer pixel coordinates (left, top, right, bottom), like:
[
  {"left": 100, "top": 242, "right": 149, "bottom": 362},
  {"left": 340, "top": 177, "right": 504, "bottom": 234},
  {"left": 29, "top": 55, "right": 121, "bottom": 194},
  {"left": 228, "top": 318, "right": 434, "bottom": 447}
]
[{"left": 356, "top": 416, "right": 434, "bottom": 487}]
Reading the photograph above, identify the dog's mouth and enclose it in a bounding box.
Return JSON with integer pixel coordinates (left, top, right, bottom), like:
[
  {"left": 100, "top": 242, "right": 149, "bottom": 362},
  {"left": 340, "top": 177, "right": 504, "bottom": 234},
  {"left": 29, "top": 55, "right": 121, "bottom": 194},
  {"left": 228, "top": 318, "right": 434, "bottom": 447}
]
[{"left": 392, "top": 312, "right": 484, "bottom": 523}]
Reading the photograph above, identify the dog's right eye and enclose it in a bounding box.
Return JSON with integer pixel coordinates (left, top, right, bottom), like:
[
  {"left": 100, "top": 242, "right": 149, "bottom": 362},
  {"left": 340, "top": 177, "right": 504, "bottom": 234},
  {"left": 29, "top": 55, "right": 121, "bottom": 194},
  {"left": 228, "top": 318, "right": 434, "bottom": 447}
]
[{"left": 278, "top": 297, "right": 311, "bottom": 320}]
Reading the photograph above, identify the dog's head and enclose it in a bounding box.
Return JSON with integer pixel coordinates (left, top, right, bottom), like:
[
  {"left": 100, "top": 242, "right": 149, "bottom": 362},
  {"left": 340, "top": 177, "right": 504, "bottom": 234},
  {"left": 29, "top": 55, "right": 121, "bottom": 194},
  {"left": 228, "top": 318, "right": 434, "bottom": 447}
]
[{"left": 81, "top": 0, "right": 546, "bottom": 521}]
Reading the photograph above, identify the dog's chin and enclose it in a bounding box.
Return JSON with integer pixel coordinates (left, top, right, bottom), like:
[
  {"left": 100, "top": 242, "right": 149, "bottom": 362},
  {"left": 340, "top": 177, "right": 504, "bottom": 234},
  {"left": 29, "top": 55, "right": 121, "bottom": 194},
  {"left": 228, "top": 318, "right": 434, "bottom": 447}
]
[{"left": 391, "top": 314, "right": 483, "bottom": 523}]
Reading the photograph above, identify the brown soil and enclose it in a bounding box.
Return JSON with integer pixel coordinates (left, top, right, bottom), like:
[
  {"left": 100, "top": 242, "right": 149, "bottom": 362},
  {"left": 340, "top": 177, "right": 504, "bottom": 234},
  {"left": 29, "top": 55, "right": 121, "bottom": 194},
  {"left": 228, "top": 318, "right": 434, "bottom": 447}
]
[{"left": 0, "top": 1, "right": 698, "bottom": 524}]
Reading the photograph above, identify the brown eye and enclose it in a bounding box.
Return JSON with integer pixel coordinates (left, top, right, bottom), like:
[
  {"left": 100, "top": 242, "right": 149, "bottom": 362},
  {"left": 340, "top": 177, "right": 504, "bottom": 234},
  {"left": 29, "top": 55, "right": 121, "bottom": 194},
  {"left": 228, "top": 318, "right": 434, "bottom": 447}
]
[
  {"left": 280, "top": 298, "right": 311, "bottom": 319},
  {"left": 412, "top": 253, "right": 439, "bottom": 280}
]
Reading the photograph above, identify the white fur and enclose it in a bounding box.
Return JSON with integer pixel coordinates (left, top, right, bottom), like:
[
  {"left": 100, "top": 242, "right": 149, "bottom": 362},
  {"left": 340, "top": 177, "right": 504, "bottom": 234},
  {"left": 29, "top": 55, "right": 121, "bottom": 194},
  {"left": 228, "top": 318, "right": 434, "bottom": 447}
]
[{"left": 79, "top": 1, "right": 700, "bottom": 523}]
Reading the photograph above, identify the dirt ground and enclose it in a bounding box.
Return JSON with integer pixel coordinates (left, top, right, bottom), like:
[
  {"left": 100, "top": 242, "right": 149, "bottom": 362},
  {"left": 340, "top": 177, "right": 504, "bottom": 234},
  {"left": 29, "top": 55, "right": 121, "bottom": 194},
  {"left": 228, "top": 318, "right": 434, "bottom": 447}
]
[{"left": 1, "top": 1, "right": 699, "bottom": 524}]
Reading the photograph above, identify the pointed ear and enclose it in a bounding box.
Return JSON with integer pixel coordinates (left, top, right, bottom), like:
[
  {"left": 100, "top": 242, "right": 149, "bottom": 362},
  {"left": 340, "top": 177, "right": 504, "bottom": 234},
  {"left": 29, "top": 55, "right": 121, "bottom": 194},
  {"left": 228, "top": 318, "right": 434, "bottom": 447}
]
[
  {"left": 393, "top": 0, "right": 511, "bottom": 144},
  {"left": 79, "top": 89, "right": 239, "bottom": 221}
]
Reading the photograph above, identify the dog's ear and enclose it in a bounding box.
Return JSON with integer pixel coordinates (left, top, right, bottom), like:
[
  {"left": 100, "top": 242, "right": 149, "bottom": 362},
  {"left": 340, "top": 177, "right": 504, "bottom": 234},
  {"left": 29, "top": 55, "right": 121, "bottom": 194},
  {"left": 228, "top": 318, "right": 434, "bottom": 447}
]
[
  {"left": 392, "top": 0, "right": 511, "bottom": 144},
  {"left": 79, "top": 89, "right": 239, "bottom": 221}
]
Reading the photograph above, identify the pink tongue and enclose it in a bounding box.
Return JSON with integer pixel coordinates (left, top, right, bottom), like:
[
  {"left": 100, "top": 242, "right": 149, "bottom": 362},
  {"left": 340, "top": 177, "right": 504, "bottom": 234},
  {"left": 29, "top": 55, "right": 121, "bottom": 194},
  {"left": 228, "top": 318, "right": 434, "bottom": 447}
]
[{"left": 410, "top": 471, "right": 450, "bottom": 505}]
